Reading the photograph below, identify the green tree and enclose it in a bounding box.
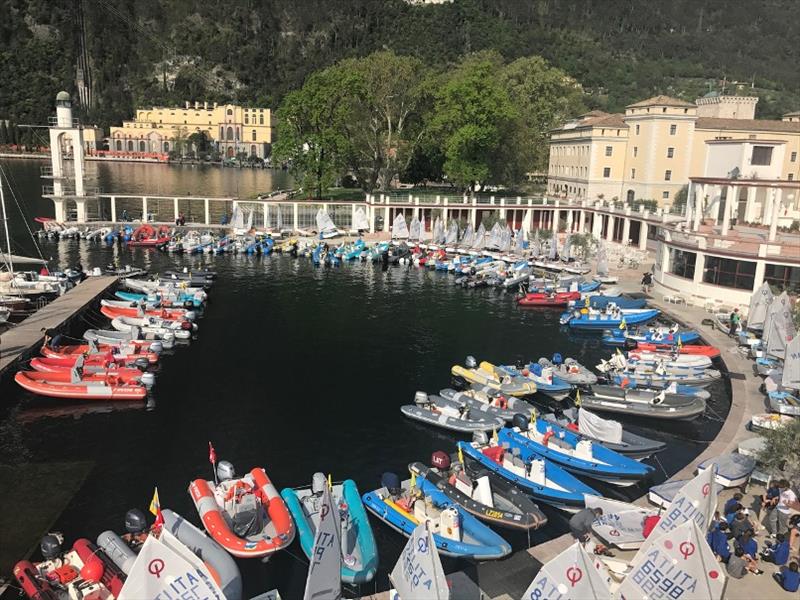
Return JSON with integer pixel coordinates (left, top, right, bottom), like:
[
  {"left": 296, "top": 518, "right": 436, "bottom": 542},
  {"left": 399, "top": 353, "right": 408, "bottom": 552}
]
[
  {"left": 757, "top": 418, "right": 800, "bottom": 482},
  {"left": 188, "top": 131, "right": 210, "bottom": 154},
  {"left": 0, "top": 120, "right": 7, "bottom": 144},
  {"left": 430, "top": 52, "right": 518, "bottom": 195}
]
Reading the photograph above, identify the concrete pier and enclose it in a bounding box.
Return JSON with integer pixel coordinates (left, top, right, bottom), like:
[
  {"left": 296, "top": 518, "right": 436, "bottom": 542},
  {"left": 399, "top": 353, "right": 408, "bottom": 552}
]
[{"left": 0, "top": 276, "right": 117, "bottom": 376}]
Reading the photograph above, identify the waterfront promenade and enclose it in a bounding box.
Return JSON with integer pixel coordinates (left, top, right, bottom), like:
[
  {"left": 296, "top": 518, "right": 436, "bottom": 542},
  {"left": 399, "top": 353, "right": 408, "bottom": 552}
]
[{"left": 0, "top": 276, "right": 117, "bottom": 376}]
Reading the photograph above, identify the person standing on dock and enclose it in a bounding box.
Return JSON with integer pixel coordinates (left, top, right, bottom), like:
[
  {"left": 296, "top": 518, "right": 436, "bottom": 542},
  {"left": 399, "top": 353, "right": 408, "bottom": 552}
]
[{"left": 728, "top": 308, "right": 741, "bottom": 337}]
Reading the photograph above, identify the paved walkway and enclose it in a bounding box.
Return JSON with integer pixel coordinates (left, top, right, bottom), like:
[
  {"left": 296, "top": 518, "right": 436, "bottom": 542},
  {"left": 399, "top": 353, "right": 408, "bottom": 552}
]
[{"left": 0, "top": 276, "right": 117, "bottom": 376}]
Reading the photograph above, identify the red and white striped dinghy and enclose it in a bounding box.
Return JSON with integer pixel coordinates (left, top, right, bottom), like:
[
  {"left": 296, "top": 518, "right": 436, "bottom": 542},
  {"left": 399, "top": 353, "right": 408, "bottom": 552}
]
[
  {"left": 100, "top": 300, "right": 195, "bottom": 321},
  {"left": 15, "top": 370, "right": 148, "bottom": 400}
]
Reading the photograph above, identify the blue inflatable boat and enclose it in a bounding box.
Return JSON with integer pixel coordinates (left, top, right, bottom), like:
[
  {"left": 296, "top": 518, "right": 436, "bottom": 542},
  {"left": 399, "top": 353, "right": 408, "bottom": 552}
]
[
  {"left": 457, "top": 439, "right": 598, "bottom": 512},
  {"left": 282, "top": 475, "right": 377, "bottom": 583},
  {"left": 560, "top": 308, "right": 660, "bottom": 330},
  {"left": 499, "top": 417, "right": 653, "bottom": 487},
  {"left": 583, "top": 295, "right": 647, "bottom": 309},
  {"left": 497, "top": 364, "right": 572, "bottom": 399},
  {"left": 115, "top": 290, "right": 204, "bottom": 308},
  {"left": 602, "top": 328, "right": 700, "bottom": 346},
  {"left": 362, "top": 473, "right": 511, "bottom": 560}
]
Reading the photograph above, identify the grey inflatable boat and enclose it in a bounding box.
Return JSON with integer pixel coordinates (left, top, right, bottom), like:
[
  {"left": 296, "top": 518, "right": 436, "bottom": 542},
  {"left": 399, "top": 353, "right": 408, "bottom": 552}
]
[
  {"left": 542, "top": 407, "right": 666, "bottom": 459},
  {"left": 580, "top": 385, "right": 706, "bottom": 420},
  {"left": 538, "top": 357, "right": 597, "bottom": 385},
  {"left": 83, "top": 328, "right": 174, "bottom": 349},
  {"left": 401, "top": 392, "right": 506, "bottom": 433},
  {"left": 439, "top": 387, "right": 536, "bottom": 422},
  {"left": 97, "top": 508, "right": 242, "bottom": 600}
]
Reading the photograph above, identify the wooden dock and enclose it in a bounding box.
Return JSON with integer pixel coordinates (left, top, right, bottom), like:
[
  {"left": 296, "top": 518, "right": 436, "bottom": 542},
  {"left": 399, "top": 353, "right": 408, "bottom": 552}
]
[{"left": 0, "top": 276, "right": 117, "bottom": 376}]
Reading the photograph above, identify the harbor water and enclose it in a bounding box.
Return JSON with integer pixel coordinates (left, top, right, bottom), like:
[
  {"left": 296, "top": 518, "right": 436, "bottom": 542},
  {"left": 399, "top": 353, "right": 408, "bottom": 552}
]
[{"left": 0, "top": 159, "right": 731, "bottom": 597}]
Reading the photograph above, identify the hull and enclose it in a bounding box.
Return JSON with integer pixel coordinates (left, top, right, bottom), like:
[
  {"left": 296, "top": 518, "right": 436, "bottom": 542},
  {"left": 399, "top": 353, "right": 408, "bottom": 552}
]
[
  {"left": 580, "top": 386, "right": 706, "bottom": 421},
  {"left": 518, "top": 291, "right": 580, "bottom": 307},
  {"left": 15, "top": 371, "right": 147, "bottom": 400}
]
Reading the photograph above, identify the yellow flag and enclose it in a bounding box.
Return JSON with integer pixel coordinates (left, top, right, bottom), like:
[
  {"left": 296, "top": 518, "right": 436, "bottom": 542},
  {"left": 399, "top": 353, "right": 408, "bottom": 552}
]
[
  {"left": 149, "top": 487, "right": 160, "bottom": 516},
  {"left": 619, "top": 318, "right": 627, "bottom": 330},
  {"left": 328, "top": 473, "right": 333, "bottom": 490},
  {"left": 677, "top": 337, "right": 683, "bottom": 349},
  {"left": 457, "top": 445, "right": 464, "bottom": 465},
  {"left": 411, "top": 470, "right": 417, "bottom": 488},
  {"left": 530, "top": 408, "right": 537, "bottom": 424},
  {"left": 584, "top": 296, "right": 590, "bottom": 308},
  {"left": 575, "top": 389, "right": 582, "bottom": 407},
  {"left": 492, "top": 428, "right": 498, "bottom": 443}
]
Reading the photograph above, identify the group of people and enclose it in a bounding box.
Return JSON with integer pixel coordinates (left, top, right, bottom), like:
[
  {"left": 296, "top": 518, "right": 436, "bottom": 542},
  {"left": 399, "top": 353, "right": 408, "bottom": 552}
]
[{"left": 705, "top": 485, "right": 800, "bottom": 593}]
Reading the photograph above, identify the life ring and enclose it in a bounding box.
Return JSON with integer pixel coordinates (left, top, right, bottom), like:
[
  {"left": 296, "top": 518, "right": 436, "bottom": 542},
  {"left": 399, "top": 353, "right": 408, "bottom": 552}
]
[{"left": 542, "top": 431, "right": 555, "bottom": 446}]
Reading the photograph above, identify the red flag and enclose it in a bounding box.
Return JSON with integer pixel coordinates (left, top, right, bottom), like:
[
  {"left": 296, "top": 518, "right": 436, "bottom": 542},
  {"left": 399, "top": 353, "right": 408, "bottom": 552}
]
[
  {"left": 208, "top": 441, "right": 217, "bottom": 465},
  {"left": 153, "top": 506, "right": 164, "bottom": 529}
]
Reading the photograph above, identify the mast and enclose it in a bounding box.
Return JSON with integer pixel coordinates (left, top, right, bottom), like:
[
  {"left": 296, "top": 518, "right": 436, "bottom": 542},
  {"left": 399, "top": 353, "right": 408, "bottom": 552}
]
[{"left": 0, "top": 170, "right": 14, "bottom": 279}]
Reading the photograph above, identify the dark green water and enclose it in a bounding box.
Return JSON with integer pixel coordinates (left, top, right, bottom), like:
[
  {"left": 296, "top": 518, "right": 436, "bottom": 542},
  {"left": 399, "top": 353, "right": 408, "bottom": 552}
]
[{"left": 0, "top": 159, "right": 730, "bottom": 598}]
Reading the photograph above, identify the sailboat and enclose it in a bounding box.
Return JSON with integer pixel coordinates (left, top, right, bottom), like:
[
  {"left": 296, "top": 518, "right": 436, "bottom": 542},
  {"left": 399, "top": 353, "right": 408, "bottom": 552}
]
[
  {"left": 432, "top": 217, "right": 445, "bottom": 245},
  {"left": 303, "top": 485, "right": 342, "bottom": 600},
  {"left": 522, "top": 541, "right": 611, "bottom": 599},
  {"left": 392, "top": 213, "right": 410, "bottom": 239},
  {"left": 353, "top": 207, "right": 370, "bottom": 232},
  {"left": 583, "top": 494, "right": 658, "bottom": 550},
  {"left": 408, "top": 216, "right": 421, "bottom": 241},
  {"left": 471, "top": 223, "right": 486, "bottom": 251},
  {"left": 617, "top": 520, "right": 727, "bottom": 600},
  {"left": 747, "top": 281, "right": 773, "bottom": 331},
  {"left": 389, "top": 521, "right": 449, "bottom": 600},
  {"left": 460, "top": 223, "right": 475, "bottom": 248},
  {"left": 276, "top": 205, "right": 284, "bottom": 232},
  {"left": 445, "top": 221, "right": 458, "bottom": 246},
  {"left": 593, "top": 241, "right": 617, "bottom": 284},
  {"left": 316, "top": 208, "right": 339, "bottom": 239}
]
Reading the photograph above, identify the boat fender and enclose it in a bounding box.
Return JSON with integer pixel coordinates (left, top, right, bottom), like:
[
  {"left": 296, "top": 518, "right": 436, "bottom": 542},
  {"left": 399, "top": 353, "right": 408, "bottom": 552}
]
[
  {"left": 149, "top": 341, "right": 163, "bottom": 354},
  {"left": 181, "top": 321, "right": 193, "bottom": 330},
  {"left": 552, "top": 353, "right": 563, "bottom": 365},
  {"left": 96, "top": 531, "right": 137, "bottom": 574},
  {"left": 431, "top": 451, "right": 450, "bottom": 469},
  {"left": 472, "top": 431, "right": 489, "bottom": 445},
  {"left": 495, "top": 395, "right": 508, "bottom": 409},
  {"left": 542, "top": 431, "right": 555, "bottom": 446}
]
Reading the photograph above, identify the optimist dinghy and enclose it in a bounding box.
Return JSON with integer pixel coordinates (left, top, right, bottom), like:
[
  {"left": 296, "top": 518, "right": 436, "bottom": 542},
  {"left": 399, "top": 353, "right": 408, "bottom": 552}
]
[
  {"left": 501, "top": 414, "right": 653, "bottom": 486},
  {"left": 401, "top": 392, "right": 505, "bottom": 433},
  {"left": 768, "top": 391, "right": 800, "bottom": 415},
  {"left": 542, "top": 407, "right": 666, "bottom": 459},
  {"left": 189, "top": 460, "right": 294, "bottom": 559},
  {"left": 438, "top": 387, "right": 536, "bottom": 421},
  {"left": 361, "top": 472, "right": 511, "bottom": 560},
  {"left": 450, "top": 357, "right": 537, "bottom": 397},
  {"left": 579, "top": 385, "right": 707, "bottom": 420},
  {"left": 750, "top": 412, "right": 794, "bottom": 432},
  {"left": 458, "top": 433, "right": 599, "bottom": 512},
  {"left": 281, "top": 473, "right": 377, "bottom": 584},
  {"left": 410, "top": 450, "right": 548, "bottom": 531},
  {"left": 697, "top": 453, "right": 756, "bottom": 488}
]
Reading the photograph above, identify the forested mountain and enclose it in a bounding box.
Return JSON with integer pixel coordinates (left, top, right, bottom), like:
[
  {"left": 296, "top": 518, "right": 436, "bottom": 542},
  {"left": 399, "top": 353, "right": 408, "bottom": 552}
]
[{"left": 1, "top": 0, "right": 798, "bottom": 131}]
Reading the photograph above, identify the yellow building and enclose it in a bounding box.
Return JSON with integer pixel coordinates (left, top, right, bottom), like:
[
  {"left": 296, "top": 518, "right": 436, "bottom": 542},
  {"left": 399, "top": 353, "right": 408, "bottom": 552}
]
[
  {"left": 109, "top": 101, "right": 272, "bottom": 158},
  {"left": 548, "top": 94, "right": 800, "bottom": 206}
]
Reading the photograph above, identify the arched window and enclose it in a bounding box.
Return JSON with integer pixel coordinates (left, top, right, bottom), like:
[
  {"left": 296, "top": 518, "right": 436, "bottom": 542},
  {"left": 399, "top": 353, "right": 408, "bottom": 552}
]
[
  {"left": 250, "top": 145, "right": 257, "bottom": 156},
  {"left": 226, "top": 127, "right": 234, "bottom": 140},
  {"left": 139, "top": 141, "right": 146, "bottom": 152},
  {"left": 127, "top": 140, "right": 134, "bottom": 151},
  {"left": 244, "top": 114, "right": 249, "bottom": 124},
  {"left": 626, "top": 189, "right": 635, "bottom": 203},
  {"left": 220, "top": 127, "right": 224, "bottom": 139},
  {"left": 259, "top": 114, "right": 264, "bottom": 125},
  {"left": 115, "top": 140, "right": 122, "bottom": 151},
  {"left": 164, "top": 141, "right": 170, "bottom": 152},
  {"left": 227, "top": 108, "right": 233, "bottom": 116},
  {"left": 252, "top": 129, "right": 257, "bottom": 141}
]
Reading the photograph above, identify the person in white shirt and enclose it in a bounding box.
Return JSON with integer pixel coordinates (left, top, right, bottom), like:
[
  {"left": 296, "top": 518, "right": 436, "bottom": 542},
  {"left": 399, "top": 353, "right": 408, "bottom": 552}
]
[{"left": 776, "top": 480, "right": 799, "bottom": 536}]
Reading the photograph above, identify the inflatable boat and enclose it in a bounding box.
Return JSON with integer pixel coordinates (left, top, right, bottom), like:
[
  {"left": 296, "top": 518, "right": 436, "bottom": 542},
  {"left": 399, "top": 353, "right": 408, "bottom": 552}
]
[
  {"left": 37, "top": 349, "right": 152, "bottom": 371},
  {"left": 582, "top": 295, "right": 647, "bottom": 310},
  {"left": 43, "top": 341, "right": 161, "bottom": 364},
  {"left": 634, "top": 342, "right": 720, "bottom": 358},
  {"left": 602, "top": 366, "right": 720, "bottom": 387},
  {"left": 14, "top": 535, "right": 125, "bottom": 600},
  {"left": 27, "top": 360, "right": 155, "bottom": 387},
  {"left": 500, "top": 415, "right": 653, "bottom": 486},
  {"left": 409, "top": 452, "right": 548, "bottom": 531},
  {"left": 100, "top": 300, "right": 195, "bottom": 321},
  {"left": 111, "top": 315, "right": 195, "bottom": 338},
  {"left": 560, "top": 308, "right": 660, "bottom": 329},
  {"left": 497, "top": 363, "right": 572, "bottom": 400},
  {"left": 115, "top": 289, "right": 205, "bottom": 308},
  {"left": 541, "top": 407, "right": 666, "bottom": 459},
  {"left": 281, "top": 474, "right": 377, "bottom": 584},
  {"left": 458, "top": 435, "right": 598, "bottom": 512},
  {"left": 606, "top": 375, "right": 711, "bottom": 400},
  {"left": 85, "top": 327, "right": 176, "bottom": 349},
  {"left": 15, "top": 370, "right": 147, "bottom": 400},
  {"left": 578, "top": 385, "right": 706, "bottom": 421},
  {"left": 401, "top": 392, "right": 505, "bottom": 433},
  {"left": 625, "top": 350, "right": 713, "bottom": 369},
  {"left": 362, "top": 472, "right": 511, "bottom": 560},
  {"left": 97, "top": 508, "right": 242, "bottom": 600},
  {"left": 438, "top": 387, "right": 536, "bottom": 421},
  {"left": 451, "top": 358, "right": 537, "bottom": 397},
  {"left": 517, "top": 291, "right": 580, "bottom": 307},
  {"left": 602, "top": 327, "right": 700, "bottom": 347},
  {"left": 189, "top": 463, "right": 294, "bottom": 559},
  {"left": 536, "top": 355, "right": 597, "bottom": 385}
]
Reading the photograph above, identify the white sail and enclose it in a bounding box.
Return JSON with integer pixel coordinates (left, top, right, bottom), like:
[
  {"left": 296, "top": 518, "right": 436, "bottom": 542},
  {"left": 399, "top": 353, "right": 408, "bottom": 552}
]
[
  {"left": 782, "top": 334, "right": 800, "bottom": 390},
  {"left": 389, "top": 521, "right": 449, "bottom": 600},
  {"left": 276, "top": 205, "right": 283, "bottom": 231},
  {"left": 522, "top": 542, "right": 611, "bottom": 600},
  {"left": 638, "top": 468, "right": 719, "bottom": 559},
  {"left": 231, "top": 205, "right": 244, "bottom": 230},
  {"left": 433, "top": 217, "right": 445, "bottom": 244},
  {"left": 763, "top": 291, "right": 790, "bottom": 348},
  {"left": 549, "top": 233, "right": 558, "bottom": 260},
  {"left": 562, "top": 235, "right": 572, "bottom": 261},
  {"left": 577, "top": 408, "right": 623, "bottom": 445},
  {"left": 512, "top": 228, "right": 522, "bottom": 253},
  {"left": 245, "top": 206, "right": 254, "bottom": 231},
  {"left": 486, "top": 222, "right": 503, "bottom": 250},
  {"left": 499, "top": 225, "right": 512, "bottom": 252},
  {"left": 118, "top": 534, "right": 224, "bottom": 600},
  {"left": 409, "top": 216, "right": 421, "bottom": 240},
  {"left": 584, "top": 494, "right": 657, "bottom": 549},
  {"left": 393, "top": 213, "right": 410, "bottom": 239},
  {"left": 303, "top": 485, "right": 342, "bottom": 600},
  {"left": 353, "top": 207, "right": 370, "bottom": 231},
  {"left": 316, "top": 208, "right": 338, "bottom": 236},
  {"left": 445, "top": 221, "right": 459, "bottom": 245},
  {"left": 461, "top": 223, "right": 475, "bottom": 247},
  {"left": 747, "top": 281, "right": 773, "bottom": 330},
  {"left": 617, "top": 520, "right": 726, "bottom": 600},
  {"left": 766, "top": 292, "right": 796, "bottom": 360},
  {"left": 596, "top": 242, "right": 609, "bottom": 277},
  {"left": 472, "top": 223, "right": 486, "bottom": 249}
]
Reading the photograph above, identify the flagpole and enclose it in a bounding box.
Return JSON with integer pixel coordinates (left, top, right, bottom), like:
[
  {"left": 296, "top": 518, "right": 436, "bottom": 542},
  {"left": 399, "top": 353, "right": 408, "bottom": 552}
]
[{"left": 209, "top": 441, "right": 218, "bottom": 486}]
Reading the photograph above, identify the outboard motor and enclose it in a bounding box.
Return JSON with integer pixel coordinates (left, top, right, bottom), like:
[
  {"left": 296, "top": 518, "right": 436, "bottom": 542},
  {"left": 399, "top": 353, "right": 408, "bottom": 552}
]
[
  {"left": 125, "top": 508, "right": 148, "bottom": 534},
  {"left": 311, "top": 472, "right": 327, "bottom": 495},
  {"left": 217, "top": 460, "right": 236, "bottom": 482},
  {"left": 414, "top": 391, "right": 429, "bottom": 405},
  {"left": 40, "top": 534, "right": 63, "bottom": 560},
  {"left": 184, "top": 300, "right": 195, "bottom": 309},
  {"left": 140, "top": 372, "right": 156, "bottom": 388},
  {"left": 472, "top": 431, "right": 489, "bottom": 446},
  {"left": 381, "top": 472, "right": 401, "bottom": 496},
  {"left": 134, "top": 357, "right": 150, "bottom": 370},
  {"left": 552, "top": 353, "right": 563, "bottom": 365},
  {"left": 512, "top": 413, "right": 529, "bottom": 431},
  {"left": 431, "top": 451, "right": 451, "bottom": 470},
  {"left": 149, "top": 341, "right": 163, "bottom": 354},
  {"left": 465, "top": 356, "right": 477, "bottom": 369}
]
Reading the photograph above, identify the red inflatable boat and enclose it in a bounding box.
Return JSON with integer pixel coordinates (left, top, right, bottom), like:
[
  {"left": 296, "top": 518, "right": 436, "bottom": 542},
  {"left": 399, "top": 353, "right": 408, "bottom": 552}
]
[
  {"left": 28, "top": 359, "right": 151, "bottom": 384},
  {"left": 15, "top": 370, "right": 147, "bottom": 400},
  {"left": 100, "top": 303, "right": 191, "bottom": 322},
  {"left": 42, "top": 343, "right": 159, "bottom": 364},
  {"left": 634, "top": 342, "right": 720, "bottom": 358},
  {"left": 127, "top": 224, "right": 171, "bottom": 247},
  {"left": 189, "top": 467, "right": 295, "bottom": 558},
  {"left": 518, "top": 291, "right": 581, "bottom": 307}
]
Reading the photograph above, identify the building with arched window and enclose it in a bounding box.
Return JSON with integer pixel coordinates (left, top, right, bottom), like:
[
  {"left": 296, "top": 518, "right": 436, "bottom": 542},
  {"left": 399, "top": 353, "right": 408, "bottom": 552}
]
[{"left": 109, "top": 100, "right": 272, "bottom": 158}]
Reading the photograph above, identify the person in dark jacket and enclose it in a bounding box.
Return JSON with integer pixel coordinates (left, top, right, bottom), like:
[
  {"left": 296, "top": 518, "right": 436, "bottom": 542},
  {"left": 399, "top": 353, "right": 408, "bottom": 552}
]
[
  {"left": 569, "top": 507, "right": 603, "bottom": 542},
  {"left": 708, "top": 522, "right": 731, "bottom": 562}
]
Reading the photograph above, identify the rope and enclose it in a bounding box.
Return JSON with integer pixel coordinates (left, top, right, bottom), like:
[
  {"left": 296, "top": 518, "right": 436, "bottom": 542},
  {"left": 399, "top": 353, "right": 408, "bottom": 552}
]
[
  {"left": 704, "top": 404, "right": 725, "bottom": 423},
  {"left": 652, "top": 453, "right": 669, "bottom": 479}
]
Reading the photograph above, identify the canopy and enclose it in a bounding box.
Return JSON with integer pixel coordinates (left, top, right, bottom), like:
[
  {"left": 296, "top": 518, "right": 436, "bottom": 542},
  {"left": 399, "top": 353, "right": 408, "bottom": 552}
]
[{"left": 578, "top": 407, "right": 622, "bottom": 444}]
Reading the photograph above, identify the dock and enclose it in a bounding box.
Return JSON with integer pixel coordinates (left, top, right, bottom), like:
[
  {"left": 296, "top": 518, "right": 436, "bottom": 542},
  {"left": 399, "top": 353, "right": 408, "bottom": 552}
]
[{"left": 0, "top": 276, "right": 117, "bottom": 376}]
